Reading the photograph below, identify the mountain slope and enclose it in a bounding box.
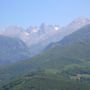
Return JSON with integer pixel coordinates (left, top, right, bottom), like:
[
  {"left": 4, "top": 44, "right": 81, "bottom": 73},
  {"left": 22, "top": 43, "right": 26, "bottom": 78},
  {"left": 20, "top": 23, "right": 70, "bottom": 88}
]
[
  {"left": 59, "top": 24, "right": 90, "bottom": 46},
  {"left": 0, "top": 35, "right": 30, "bottom": 65}
]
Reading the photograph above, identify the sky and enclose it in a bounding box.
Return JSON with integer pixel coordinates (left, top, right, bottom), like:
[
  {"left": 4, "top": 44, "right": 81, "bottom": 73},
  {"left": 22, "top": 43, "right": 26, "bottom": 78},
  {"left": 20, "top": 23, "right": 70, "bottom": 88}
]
[{"left": 0, "top": 0, "right": 90, "bottom": 28}]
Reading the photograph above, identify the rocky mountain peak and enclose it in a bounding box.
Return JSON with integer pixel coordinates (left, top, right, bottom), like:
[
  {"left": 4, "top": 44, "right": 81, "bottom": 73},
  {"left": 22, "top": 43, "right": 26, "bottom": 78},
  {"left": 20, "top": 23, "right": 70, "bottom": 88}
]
[
  {"left": 70, "top": 17, "right": 90, "bottom": 26},
  {"left": 65, "top": 17, "right": 90, "bottom": 35}
]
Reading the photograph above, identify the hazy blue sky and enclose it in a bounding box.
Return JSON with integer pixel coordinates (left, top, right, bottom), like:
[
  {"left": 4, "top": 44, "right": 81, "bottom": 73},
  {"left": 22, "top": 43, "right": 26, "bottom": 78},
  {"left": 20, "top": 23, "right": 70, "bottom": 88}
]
[{"left": 0, "top": 0, "right": 90, "bottom": 28}]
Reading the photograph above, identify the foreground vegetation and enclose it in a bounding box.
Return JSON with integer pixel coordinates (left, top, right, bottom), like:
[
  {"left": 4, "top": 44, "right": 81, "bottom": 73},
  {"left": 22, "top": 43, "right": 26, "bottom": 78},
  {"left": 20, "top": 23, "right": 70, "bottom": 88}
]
[{"left": 0, "top": 70, "right": 90, "bottom": 90}]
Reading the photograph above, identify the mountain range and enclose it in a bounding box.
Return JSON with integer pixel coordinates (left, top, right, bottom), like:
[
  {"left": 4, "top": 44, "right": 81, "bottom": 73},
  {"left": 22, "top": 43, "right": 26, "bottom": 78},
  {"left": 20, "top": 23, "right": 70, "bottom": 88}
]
[
  {"left": 0, "top": 17, "right": 90, "bottom": 90},
  {"left": 0, "top": 17, "right": 90, "bottom": 57}
]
